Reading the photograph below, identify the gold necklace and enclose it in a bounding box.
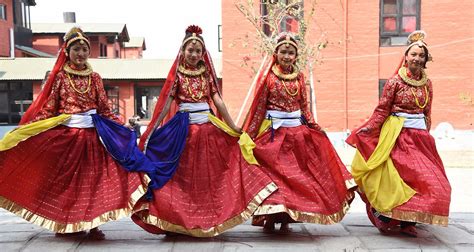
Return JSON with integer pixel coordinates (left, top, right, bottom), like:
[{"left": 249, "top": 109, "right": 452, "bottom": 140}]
[
  {"left": 183, "top": 75, "right": 206, "bottom": 101},
  {"left": 281, "top": 79, "right": 299, "bottom": 96},
  {"left": 178, "top": 64, "right": 206, "bottom": 76},
  {"left": 63, "top": 62, "right": 93, "bottom": 76},
  {"left": 272, "top": 64, "right": 298, "bottom": 80},
  {"left": 410, "top": 85, "right": 429, "bottom": 109},
  {"left": 66, "top": 72, "right": 91, "bottom": 94},
  {"left": 398, "top": 66, "right": 427, "bottom": 87}
]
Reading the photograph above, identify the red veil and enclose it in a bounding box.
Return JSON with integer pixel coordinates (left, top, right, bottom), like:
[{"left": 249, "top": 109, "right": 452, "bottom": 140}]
[
  {"left": 139, "top": 26, "right": 222, "bottom": 150},
  {"left": 19, "top": 44, "right": 67, "bottom": 125},
  {"left": 241, "top": 55, "right": 275, "bottom": 131}
]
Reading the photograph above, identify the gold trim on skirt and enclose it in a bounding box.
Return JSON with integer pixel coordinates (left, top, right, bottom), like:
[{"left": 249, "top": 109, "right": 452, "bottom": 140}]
[
  {"left": 253, "top": 191, "right": 355, "bottom": 225},
  {"left": 0, "top": 182, "right": 147, "bottom": 233},
  {"left": 134, "top": 182, "right": 278, "bottom": 237},
  {"left": 380, "top": 209, "right": 449, "bottom": 226}
]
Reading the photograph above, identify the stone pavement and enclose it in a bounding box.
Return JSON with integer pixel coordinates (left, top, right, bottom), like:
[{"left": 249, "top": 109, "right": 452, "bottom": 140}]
[
  {"left": 0, "top": 129, "right": 472, "bottom": 251},
  {"left": 0, "top": 211, "right": 472, "bottom": 251},
  {"left": 0, "top": 167, "right": 473, "bottom": 252}
]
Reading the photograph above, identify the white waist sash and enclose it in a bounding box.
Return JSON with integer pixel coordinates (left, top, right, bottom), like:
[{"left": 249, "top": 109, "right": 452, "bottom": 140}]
[
  {"left": 394, "top": 112, "right": 426, "bottom": 130},
  {"left": 179, "top": 103, "right": 210, "bottom": 124},
  {"left": 62, "top": 109, "right": 96, "bottom": 128},
  {"left": 266, "top": 110, "right": 302, "bottom": 130}
]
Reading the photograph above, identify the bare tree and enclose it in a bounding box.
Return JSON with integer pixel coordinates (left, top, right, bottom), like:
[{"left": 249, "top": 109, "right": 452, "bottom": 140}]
[{"left": 233, "top": 0, "right": 328, "bottom": 121}]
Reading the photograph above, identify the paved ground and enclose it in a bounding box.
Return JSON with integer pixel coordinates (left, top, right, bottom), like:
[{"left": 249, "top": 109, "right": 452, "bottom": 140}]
[
  {"left": 0, "top": 129, "right": 472, "bottom": 251},
  {"left": 0, "top": 167, "right": 472, "bottom": 252},
  {"left": 0, "top": 211, "right": 472, "bottom": 251}
]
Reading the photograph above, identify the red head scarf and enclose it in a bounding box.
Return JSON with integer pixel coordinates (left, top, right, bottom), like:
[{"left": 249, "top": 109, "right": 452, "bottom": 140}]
[
  {"left": 138, "top": 25, "right": 222, "bottom": 150},
  {"left": 19, "top": 27, "right": 90, "bottom": 125},
  {"left": 242, "top": 32, "right": 298, "bottom": 131}
]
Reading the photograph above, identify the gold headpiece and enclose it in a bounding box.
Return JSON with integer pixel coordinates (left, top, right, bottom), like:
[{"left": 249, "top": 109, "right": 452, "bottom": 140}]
[
  {"left": 182, "top": 33, "right": 205, "bottom": 48},
  {"left": 405, "top": 30, "right": 432, "bottom": 61},
  {"left": 406, "top": 30, "right": 427, "bottom": 49},
  {"left": 64, "top": 27, "right": 90, "bottom": 48},
  {"left": 275, "top": 33, "right": 298, "bottom": 52}
]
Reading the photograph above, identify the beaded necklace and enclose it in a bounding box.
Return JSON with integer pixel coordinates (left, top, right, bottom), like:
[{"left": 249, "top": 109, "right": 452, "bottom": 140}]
[
  {"left": 66, "top": 72, "right": 91, "bottom": 94},
  {"left": 280, "top": 79, "right": 299, "bottom": 96},
  {"left": 410, "top": 85, "right": 429, "bottom": 109}
]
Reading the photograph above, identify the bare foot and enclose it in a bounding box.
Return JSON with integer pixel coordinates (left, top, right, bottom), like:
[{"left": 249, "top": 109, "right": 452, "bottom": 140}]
[
  {"left": 165, "top": 231, "right": 180, "bottom": 237},
  {"left": 263, "top": 220, "right": 275, "bottom": 233},
  {"left": 400, "top": 225, "right": 417, "bottom": 237},
  {"left": 279, "top": 222, "right": 292, "bottom": 233},
  {"left": 55, "top": 231, "right": 87, "bottom": 237},
  {"left": 88, "top": 227, "right": 105, "bottom": 240}
]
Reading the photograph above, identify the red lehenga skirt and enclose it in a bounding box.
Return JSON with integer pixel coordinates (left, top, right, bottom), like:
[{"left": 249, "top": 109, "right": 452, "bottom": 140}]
[
  {"left": 0, "top": 125, "right": 145, "bottom": 233},
  {"left": 347, "top": 128, "right": 451, "bottom": 226},
  {"left": 251, "top": 125, "right": 355, "bottom": 226},
  {"left": 132, "top": 122, "right": 277, "bottom": 237}
]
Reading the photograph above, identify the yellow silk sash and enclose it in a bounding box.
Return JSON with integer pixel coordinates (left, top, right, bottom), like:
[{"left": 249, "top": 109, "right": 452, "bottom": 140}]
[
  {"left": 0, "top": 114, "right": 72, "bottom": 151},
  {"left": 351, "top": 115, "right": 416, "bottom": 212},
  {"left": 207, "top": 114, "right": 259, "bottom": 165}
]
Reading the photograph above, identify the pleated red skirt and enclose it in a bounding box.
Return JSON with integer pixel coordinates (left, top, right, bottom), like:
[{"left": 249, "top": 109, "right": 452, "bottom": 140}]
[
  {"left": 347, "top": 128, "right": 451, "bottom": 225},
  {"left": 132, "top": 122, "right": 276, "bottom": 237},
  {"left": 251, "top": 126, "right": 355, "bottom": 225},
  {"left": 0, "top": 126, "right": 145, "bottom": 233}
]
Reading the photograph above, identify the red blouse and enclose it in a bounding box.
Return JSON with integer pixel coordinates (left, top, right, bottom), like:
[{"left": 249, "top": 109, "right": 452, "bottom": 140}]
[
  {"left": 247, "top": 70, "right": 320, "bottom": 138},
  {"left": 33, "top": 70, "right": 121, "bottom": 124},
  {"left": 366, "top": 74, "right": 433, "bottom": 130},
  {"left": 170, "top": 70, "right": 218, "bottom": 104}
]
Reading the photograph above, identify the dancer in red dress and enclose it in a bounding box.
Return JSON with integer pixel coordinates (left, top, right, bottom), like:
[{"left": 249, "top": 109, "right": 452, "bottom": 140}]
[
  {"left": 346, "top": 31, "right": 451, "bottom": 237},
  {"left": 0, "top": 28, "right": 146, "bottom": 239},
  {"left": 131, "top": 25, "right": 276, "bottom": 237},
  {"left": 243, "top": 33, "right": 355, "bottom": 232}
]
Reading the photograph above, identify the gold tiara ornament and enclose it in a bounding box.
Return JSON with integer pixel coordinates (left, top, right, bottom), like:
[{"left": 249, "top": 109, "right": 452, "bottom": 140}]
[
  {"left": 64, "top": 27, "right": 90, "bottom": 48},
  {"left": 275, "top": 34, "right": 298, "bottom": 51},
  {"left": 406, "top": 30, "right": 427, "bottom": 49},
  {"left": 182, "top": 33, "right": 205, "bottom": 48}
]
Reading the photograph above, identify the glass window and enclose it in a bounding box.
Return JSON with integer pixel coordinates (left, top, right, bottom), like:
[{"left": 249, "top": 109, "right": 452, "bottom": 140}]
[
  {"left": 261, "top": 0, "right": 303, "bottom": 36},
  {"left": 379, "top": 79, "right": 388, "bottom": 98},
  {"left": 218, "top": 25, "right": 222, "bottom": 52},
  {"left": 0, "top": 4, "right": 6, "bottom": 20},
  {"left": 0, "top": 82, "right": 33, "bottom": 125},
  {"left": 380, "top": 0, "right": 420, "bottom": 46},
  {"left": 135, "top": 86, "right": 162, "bottom": 120},
  {"left": 104, "top": 85, "right": 119, "bottom": 114}
]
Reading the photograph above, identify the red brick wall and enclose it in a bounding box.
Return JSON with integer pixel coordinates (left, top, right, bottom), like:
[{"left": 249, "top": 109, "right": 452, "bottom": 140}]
[
  {"left": 123, "top": 47, "right": 143, "bottom": 59},
  {"left": 0, "top": 0, "right": 13, "bottom": 57},
  {"left": 32, "top": 36, "right": 62, "bottom": 55},
  {"left": 222, "top": 0, "right": 474, "bottom": 130},
  {"left": 222, "top": 0, "right": 262, "bottom": 125}
]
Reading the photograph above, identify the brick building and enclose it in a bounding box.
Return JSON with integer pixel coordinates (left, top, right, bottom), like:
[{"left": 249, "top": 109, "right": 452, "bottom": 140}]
[
  {"left": 1, "top": 1, "right": 224, "bottom": 126},
  {"left": 222, "top": 0, "right": 473, "bottom": 130}
]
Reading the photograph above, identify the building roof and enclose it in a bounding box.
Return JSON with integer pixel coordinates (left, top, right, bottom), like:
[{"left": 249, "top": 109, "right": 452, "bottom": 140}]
[
  {"left": 124, "top": 37, "right": 146, "bottom": 50},
  {"left": 0, "top": 58, "right": 222, "bottom": 81},
  {"left": 15, "top": 45, "right": 54, "bottom": 58},
  {"left": 31, "top": 23, "right": 130, "bottom": 42}
]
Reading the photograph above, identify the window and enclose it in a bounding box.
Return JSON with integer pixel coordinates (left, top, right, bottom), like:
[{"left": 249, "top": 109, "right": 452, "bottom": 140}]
[
  {"left": 99, "top": 43, "right": 107, "bottom": 57},
  {"left": 104, "top": 85, "right": 119, "bottom": 114},
  {"left": 218, "top": 25, "right": 222, "bottom": 52},
  {"left": 261, "top": 0, "right": 303, "bottom": 36},
  {"left": 380, "top": 0, "right": 420, "bottom": 46},
  {"left": 135, "top": 86, "right": 162, "bottom": 119},
  {"left": 379, "top": 79, "right": 388, "bottom": 98},
  {"left": 0, "top": 4, "right": 6, "bottom": 20},
  {"left": 0, "top": 82, "right": 33, "bottom": 125}
]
